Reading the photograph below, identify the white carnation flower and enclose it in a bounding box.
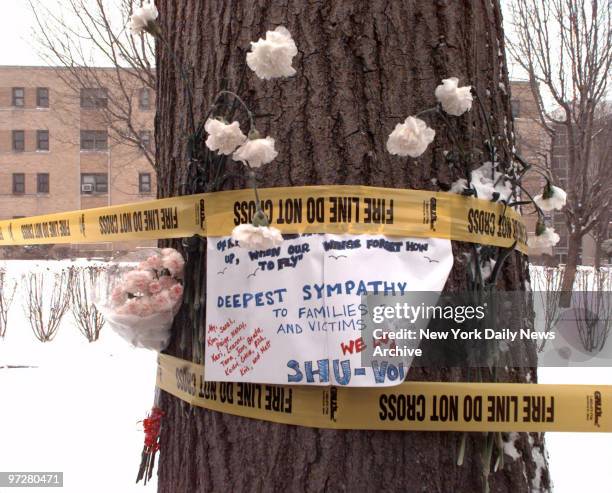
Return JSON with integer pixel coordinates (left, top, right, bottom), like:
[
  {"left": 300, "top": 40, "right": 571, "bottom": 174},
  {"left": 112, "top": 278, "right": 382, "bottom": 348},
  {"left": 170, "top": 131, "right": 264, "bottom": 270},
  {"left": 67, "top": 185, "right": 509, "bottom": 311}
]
[
  {"left": 246, "top": 26, "right": 297, "bottom": 80},
  {"left": 233, "top": 136, "right": 278, "bottom": 168},
  {"left": 435, "top": 77, "right": 473, "bottom": 116},
  {"left": 129, "top": 1, "right": 158, "bottom": 35},
  {"left": 386, "top": 116, "right": 435, "bottom": 158},
  {"left": 231, "top": 224, "right": 283, "bottom": 249},
  {"left": 204, "top": 119, "right": 247, "bottom": 155},
  {"left": 534, "top": 185, "right": 567, "bottom": 211},
  {"left": 528, "top": 226, "right": 560, "bottom": 249}
]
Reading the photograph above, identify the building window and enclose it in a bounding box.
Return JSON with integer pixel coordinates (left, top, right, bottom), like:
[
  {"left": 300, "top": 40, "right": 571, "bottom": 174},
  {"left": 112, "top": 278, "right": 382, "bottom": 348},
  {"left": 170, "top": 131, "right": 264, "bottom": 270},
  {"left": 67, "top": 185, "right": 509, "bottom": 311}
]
[
  {"left": 556, "top": 230, "right": 568, "bottom": 249},
  {"left": 80, "top": 130, "right": 108, "bottom": 150},
  {"left": 12, "top": 87, "right": 24, "bottom": 107},
  {"left": 553, "top": 132, "right": 568, "bottom": 147},
  {"left": 510, "top": 99, "right": 521, "bottom": 118},
  {"left": 12, "top": 130, "right": 25, "bottom": 151},
  {"left": 37, "top": 87, "right": 49, "bottom": 108},
  {"left": 551, "top": 157, "right": 565, "bottom": 170},
  {"left": 139, "top": 88, "right": 151, "bottom": 110},
  {"left": 139, "top": 130, "right": 152, "bottom": 150},
  {"left": 37, "top": 130, "right": 49, "bottom": 151},
  {"left": 12, "top": 173, "right": 25, "bottom": 194},
  {"left": 80, "top": 88, "right": 108, "bottom": 108},
  {"left": 37, "top": 173, "right": 49, "bottom": 194},
  {"left": 139, "top": 172, "right": 152, "bottom": 194},
  {"left": 81, "top": 173, "right": 108, "bottom": 194}
]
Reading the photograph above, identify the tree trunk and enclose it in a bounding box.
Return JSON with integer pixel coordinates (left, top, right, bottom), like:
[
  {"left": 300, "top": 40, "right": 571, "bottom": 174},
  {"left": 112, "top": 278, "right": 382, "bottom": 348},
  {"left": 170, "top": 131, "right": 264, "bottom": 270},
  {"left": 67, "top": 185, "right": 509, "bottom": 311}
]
[
  {"left": 594, "top": 239, "right": 601, "bottom": 271},
  {"left": 560, "top": 230, "right": 582, "bottom": 306},
  {"left": 155, "top": 1, "right": 549, "bottom": 491}
]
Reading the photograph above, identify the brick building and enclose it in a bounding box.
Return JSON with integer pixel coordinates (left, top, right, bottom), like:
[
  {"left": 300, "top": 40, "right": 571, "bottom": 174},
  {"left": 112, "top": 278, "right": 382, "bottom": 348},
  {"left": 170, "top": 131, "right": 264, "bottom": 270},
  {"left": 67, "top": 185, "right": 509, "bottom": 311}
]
[
  {"left": 509, "top": 81, "right": 552, "bottom": 259},
  {"left": 510, "top": 81, "right": 610, "bottom": 266},
  {"left": 0, "top": 65, "right": 156, "bottom": 255},
  {"left": 548, "top": 123, "right": 608, "bottom": 266}
]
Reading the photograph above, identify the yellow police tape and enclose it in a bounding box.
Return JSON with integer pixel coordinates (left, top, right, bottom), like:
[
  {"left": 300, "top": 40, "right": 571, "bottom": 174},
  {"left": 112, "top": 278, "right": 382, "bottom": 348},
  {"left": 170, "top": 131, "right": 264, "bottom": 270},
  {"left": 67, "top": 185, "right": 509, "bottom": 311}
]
[
  {"left": 0, "top": 185, "right": 528, "bottom": 253},
  {"left": 157, "top": 354, "right": 610, "bottom": 432}
]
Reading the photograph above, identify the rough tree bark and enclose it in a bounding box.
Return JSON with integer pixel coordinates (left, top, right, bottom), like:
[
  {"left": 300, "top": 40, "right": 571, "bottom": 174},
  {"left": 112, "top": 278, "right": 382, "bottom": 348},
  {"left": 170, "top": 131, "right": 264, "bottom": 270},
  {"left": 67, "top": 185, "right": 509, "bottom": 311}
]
[{"left": 156, "top": 1, "right": 549, "bottom": 491}]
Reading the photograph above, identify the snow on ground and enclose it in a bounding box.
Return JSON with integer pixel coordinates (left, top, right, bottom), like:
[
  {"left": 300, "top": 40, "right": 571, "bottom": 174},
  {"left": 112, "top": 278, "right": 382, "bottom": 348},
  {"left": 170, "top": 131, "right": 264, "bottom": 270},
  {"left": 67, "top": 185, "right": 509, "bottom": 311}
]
[
  {"left": 529, "top": 265, "right": 611, "bottom": 492},
  {"left": 0, "top": 261, "right": 610, "bottom": 492},
  {"left": 0, "top": 260, "right": 157, "bottom": 492},
  {"left": 539, "top": 367, "right": 612, "bottom": 493}
]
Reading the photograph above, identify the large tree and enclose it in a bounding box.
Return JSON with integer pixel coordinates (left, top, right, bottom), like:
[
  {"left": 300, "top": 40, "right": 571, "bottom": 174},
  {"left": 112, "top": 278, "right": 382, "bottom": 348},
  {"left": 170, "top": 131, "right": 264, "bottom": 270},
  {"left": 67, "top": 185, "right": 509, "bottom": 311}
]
[{"left": 155, "top": 1, "right": 549, "bottom": 492}]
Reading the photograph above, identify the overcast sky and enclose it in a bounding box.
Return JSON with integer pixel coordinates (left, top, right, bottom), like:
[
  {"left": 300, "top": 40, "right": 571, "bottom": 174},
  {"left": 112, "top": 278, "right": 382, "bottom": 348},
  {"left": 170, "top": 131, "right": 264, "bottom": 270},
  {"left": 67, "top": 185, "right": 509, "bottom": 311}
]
[{"left": 0, "top": 0, "right": 44, "bottom": 65}]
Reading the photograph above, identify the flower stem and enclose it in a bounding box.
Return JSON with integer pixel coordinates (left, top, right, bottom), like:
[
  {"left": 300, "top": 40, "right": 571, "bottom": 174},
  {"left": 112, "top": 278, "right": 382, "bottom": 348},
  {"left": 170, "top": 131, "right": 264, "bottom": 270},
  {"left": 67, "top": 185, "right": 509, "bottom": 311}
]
[
  {"left": 246, "top": 168, "right": 262, "bottom": 207},
  {"left": 414, "top": 106, "right": 439, "bottom": 118},
  {"left": 472, "top": 90, "right": 497, "bottom": 179}
]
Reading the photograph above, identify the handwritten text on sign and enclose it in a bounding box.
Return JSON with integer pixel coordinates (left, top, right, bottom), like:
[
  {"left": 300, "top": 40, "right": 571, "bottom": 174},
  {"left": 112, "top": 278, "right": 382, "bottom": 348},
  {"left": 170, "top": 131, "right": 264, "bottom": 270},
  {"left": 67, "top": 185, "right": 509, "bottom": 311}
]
[{"left": 205, "top": 234, "right": 453, "bottom": 387}]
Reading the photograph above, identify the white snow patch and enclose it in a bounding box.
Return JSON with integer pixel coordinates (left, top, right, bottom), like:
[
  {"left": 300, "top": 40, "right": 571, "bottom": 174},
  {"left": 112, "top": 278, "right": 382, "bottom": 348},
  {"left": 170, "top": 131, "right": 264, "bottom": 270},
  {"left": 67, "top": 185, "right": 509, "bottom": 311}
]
[
  {"left": 503, "top": 432, "right": 522, "bottom": 461},
  {"left": 450, "top": 162, "right": 513, "bottom": 202},
  {"left": 529, "top": 434, "right": 549, "bottom": 492},
  {"left": 0, "top": 260, "right": 158, "bottom": 493},
  {"left": 481, "top": 259, "right": 496, "bottom": 281},
  {"left": 461, "top": 252, "right": 496, "bottom": 283}
]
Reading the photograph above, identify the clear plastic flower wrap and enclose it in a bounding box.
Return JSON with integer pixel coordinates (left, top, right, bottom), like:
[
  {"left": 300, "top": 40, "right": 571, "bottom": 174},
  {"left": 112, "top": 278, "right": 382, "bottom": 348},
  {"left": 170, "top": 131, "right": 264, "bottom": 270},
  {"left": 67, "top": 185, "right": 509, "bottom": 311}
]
[{"left": 96, "top": 248, "right": 185, "bottom": 351}]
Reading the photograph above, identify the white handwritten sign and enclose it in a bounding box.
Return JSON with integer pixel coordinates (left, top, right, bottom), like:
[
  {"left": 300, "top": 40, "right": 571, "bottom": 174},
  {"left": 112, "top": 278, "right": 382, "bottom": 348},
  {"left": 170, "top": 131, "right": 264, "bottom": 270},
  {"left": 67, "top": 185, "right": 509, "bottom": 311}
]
[{"left": 205, "top": 234, "right": 453, "bottom": 386}]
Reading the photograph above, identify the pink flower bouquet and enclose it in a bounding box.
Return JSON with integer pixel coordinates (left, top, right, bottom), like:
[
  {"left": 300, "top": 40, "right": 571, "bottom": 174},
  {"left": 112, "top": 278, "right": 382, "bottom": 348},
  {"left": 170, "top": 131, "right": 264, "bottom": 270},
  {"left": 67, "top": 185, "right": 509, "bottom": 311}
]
[{"left": 99, "top": 248, "right": 185, "bottom": 351}]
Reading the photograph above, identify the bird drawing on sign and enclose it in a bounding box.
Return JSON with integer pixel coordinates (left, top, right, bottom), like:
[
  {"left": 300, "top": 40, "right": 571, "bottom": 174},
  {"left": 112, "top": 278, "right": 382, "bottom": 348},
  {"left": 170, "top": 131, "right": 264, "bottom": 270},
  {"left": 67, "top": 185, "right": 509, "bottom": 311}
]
[
  {"left": 247, "top": 267, "right": 260, "bottom": 278},
  {"left": 328, "top": 255, "right": 347, "bottom": 260},
  {"left": 217, "top": 267, "right": 228, "bottom": 275},
  {"left": 423, "top": 256, "right": 439, "bottom": 263}
]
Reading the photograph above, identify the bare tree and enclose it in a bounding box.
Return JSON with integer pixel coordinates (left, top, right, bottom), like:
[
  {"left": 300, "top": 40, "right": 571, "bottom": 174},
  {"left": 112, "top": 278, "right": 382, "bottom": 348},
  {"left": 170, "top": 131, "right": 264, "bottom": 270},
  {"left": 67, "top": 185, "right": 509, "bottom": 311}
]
[
  {"left": 506, "top": 0, "right": 612, "bottom": 296},
  {"left": 531, "top": 265, "right": 565, "bottom": 351},
  {"left": 69, "top": 265, "right": 106, "bottom": 342},
  {"left": 29, "top": 0, "right": 157, "bottom": 169},
  {"left": 0, "top": 268, "right": 16, "bottom": 338},
  {"left": 24, "top": 270, "right": 72, "bottom": 342},
  {"left": 574, "top": 268, "right": 612, "bottom": 352}
]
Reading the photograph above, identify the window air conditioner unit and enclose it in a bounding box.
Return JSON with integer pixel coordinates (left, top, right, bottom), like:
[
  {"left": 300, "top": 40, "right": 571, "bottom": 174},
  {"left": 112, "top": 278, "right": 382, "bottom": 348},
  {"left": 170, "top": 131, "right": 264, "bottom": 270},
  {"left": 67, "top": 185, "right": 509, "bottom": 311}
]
[{"left": 81, "top": 184, "right": 94, "bottom": 192}]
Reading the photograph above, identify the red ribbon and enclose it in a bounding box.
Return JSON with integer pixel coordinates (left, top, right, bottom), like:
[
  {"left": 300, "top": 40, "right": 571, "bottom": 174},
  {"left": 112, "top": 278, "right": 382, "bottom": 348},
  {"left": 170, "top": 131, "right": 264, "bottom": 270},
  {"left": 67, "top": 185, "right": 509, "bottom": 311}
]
[{"left": 142, "top": 406, "right": 165, "bottom": 452}]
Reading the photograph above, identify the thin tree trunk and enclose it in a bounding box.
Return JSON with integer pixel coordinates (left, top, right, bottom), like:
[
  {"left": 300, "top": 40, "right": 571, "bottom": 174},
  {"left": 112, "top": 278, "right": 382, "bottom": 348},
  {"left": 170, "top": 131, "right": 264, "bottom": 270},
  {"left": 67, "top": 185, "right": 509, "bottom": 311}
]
[
  {"left": 155, "top": 1, "right": 549, "bottom": 491},
  {"left": 560, "top": 230, "right": 582, "bottom": 306}
]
